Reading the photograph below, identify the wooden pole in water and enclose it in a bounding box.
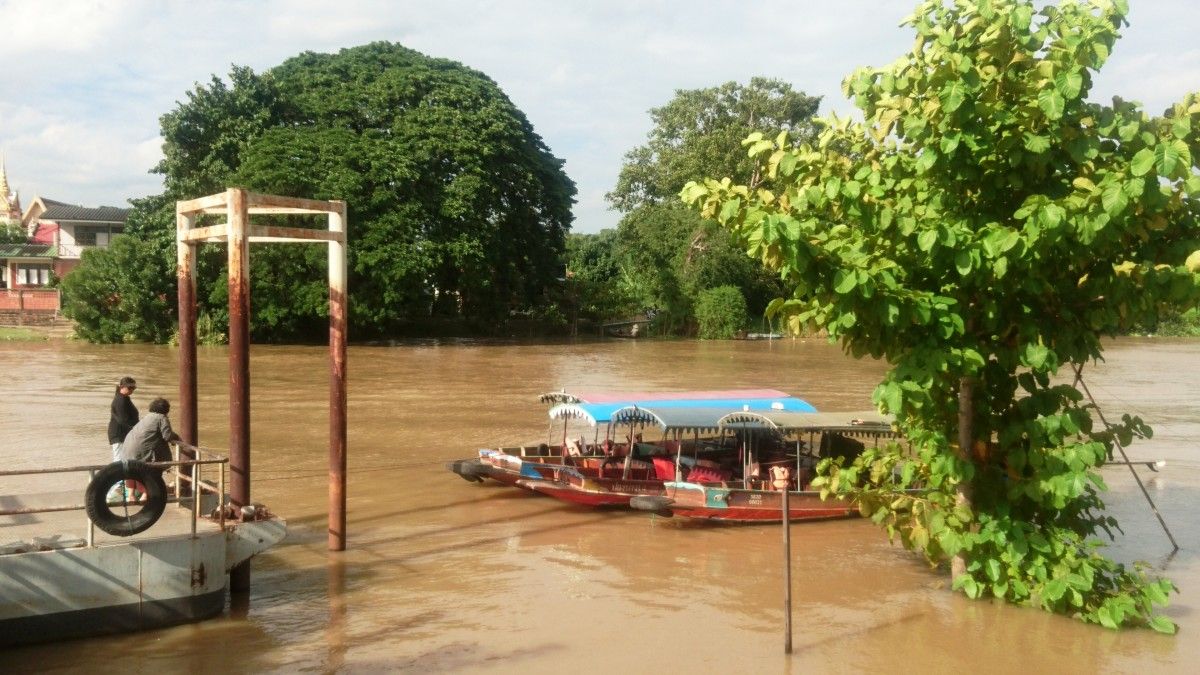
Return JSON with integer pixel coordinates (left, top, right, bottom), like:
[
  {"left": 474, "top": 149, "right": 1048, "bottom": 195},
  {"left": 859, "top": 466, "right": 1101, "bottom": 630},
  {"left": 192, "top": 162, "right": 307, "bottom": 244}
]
[
  {"left": 782, "top": 484, "right": 792, "bottom": 654},
  {"left": 328, "top": 201, "right": 348, "bottom": 552},
  {"left": 176, "top": 209, "right": 198, "bottom": 494},
  {"left": 227, "top": 187, "right": 252, "bottom": 591}
]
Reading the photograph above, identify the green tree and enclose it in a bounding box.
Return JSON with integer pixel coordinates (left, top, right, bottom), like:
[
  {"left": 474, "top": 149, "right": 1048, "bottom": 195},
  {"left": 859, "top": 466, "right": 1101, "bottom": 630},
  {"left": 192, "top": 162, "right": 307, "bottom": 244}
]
[
  {"left": 684, "top": 0, "right": 1197, "bottom": 631},
  {"left": 564, "top": 229, "right": 638, "bottom": 323},
  {"left": 60, "top": 235, "right": 176, "bottom": 343},
  {"left": 609, "top": 78, "right": 821, "bottom": 210},
  {"left": 609, "top": 79, "right": 819, "bottom": 332},
  {"left": 694, "top": 285, "right": 748, "bottom": 339},
  {"left": 67, "top": 42, "right": 576, "bottom": 342},
  {"left": 0, "top": 220, "right": 26, "bottom": 243}
]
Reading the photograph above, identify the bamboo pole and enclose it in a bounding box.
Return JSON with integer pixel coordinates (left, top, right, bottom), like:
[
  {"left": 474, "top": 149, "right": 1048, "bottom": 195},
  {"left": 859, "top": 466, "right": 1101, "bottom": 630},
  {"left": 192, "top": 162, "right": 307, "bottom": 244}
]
[{"left": 1072, "top": 363, "right": 1178, "bottom": 551}]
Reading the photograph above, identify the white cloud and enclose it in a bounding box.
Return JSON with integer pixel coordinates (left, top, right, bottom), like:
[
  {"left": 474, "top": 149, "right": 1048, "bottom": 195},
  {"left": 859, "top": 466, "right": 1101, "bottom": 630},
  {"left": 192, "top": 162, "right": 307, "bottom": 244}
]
[{"left": 0, "top": 0, "right": 1196, "bottom": 230}]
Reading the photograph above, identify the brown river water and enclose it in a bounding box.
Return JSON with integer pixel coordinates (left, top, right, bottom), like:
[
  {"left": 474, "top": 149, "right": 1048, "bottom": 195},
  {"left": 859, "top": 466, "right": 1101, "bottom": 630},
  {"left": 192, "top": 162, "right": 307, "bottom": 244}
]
[{"left": 1, "top": 337, "right": 1197, "bottom": 673}]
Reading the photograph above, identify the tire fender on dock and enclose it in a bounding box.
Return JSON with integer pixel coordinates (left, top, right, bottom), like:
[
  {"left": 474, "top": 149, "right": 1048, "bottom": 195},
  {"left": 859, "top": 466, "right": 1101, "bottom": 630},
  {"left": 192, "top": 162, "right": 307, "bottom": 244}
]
[{"left": 84, "top": 460, "right": 168, "bottom": 536}]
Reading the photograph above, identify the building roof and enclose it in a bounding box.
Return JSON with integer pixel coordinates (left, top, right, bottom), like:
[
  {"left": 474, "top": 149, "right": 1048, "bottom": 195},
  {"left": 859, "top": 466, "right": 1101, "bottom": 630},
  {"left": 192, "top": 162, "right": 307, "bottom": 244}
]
[
  {"left": 38, "top": 201, "right": 130, "bottom": 223},
  {"left": 0, "top": 243, "right": 55, "bottom": 258}
]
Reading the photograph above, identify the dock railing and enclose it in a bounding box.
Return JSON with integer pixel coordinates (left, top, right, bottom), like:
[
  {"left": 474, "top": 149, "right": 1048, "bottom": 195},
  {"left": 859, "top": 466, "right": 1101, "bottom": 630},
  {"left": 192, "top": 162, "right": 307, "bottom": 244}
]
[{"left": 0, "top": 441, "right": 228, "bottom": 548}]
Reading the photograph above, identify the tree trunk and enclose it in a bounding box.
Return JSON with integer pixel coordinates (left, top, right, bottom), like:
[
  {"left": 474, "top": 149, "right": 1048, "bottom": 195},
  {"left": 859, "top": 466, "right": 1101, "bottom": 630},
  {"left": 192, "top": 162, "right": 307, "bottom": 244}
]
[{"left": 951, "top": 376, "right": 974, "bottom": 580}]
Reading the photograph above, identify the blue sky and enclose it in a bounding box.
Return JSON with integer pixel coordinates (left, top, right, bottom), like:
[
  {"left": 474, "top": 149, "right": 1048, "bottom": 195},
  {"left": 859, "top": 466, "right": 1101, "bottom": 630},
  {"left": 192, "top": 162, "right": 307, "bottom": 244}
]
[{"left": 1, "top": 0, "right": 1196, "bottom": 233}]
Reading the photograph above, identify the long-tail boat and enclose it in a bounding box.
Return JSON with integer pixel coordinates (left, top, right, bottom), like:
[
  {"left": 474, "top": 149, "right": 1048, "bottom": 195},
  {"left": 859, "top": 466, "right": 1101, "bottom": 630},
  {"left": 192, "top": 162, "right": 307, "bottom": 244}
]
[
  {"left": 447, "top": 390, "right": 815, "bottom": 488},
  {"left": 636, "top": 409, "right": 898, "bottom": 522},
  {"left": 519, "top": 406, "right": 897, "bottom": 521}
]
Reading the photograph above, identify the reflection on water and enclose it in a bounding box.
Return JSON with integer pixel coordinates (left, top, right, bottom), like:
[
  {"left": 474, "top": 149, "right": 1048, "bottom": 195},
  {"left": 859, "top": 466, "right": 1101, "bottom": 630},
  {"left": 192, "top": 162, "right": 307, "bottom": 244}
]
[{"left": 0, "top": 337, "right": 1196, "bottom": 672}]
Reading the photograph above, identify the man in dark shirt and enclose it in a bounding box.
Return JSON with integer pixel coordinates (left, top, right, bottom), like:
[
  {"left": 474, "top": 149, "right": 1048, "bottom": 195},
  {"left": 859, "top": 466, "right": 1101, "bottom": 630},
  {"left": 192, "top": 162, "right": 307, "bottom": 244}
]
[{"left": 107, "top": 376, "right": 138, "bottom": 460}]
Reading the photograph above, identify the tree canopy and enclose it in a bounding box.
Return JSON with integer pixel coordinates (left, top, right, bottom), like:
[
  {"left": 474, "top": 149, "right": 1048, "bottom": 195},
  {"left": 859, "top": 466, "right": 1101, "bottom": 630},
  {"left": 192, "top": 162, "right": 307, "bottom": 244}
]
[
  {"left": 65, "top": 42, "right": 576, "bottom": 341},
  {"left": 607, "top": 79, "right": 821, "bottom": 332},
  {"left": 685, "top": 0, "right": 1197, "bottom": 631}
]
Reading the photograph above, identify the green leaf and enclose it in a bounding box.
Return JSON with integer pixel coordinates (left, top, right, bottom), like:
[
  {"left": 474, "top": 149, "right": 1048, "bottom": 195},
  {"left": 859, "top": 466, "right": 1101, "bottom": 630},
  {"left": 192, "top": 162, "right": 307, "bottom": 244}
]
[
  {"left": 1012, "top": 5, "right": 1033, "bottom": 31},
  {"left": 1101, "top": 183, "right": 1128, "bottom": 216},
  {"left": 1148, "top": 615, "right": 1178, "bottom": 635},
  {"left": 1038, "top": 89, "right": 1066, "bottom": 120},
  {"left": 916, "top": 150, "right": 937, "bottom": 173},
  {"left": 917, "top": 229, "right": 938, "bottom": 252},
  {"left": 942, "top": 81, "right": 967, "bottom": 113},
  {"left": 718, "top": 198, "right": 742, "bottom": 224},
  {"left": 833, "top": 269, "right": 858, "bottom": 294},
  {"left": 955, "top": 250, "right": 972, "bottom": 275},
  {"left": 1152, "top": 140, "right": 1180, "bottom": 176},
  {"left": 825, "top": 177, "right": 842, "bottom": 200},
  {"left": 941, "top": 133, "right": 961, "bottom": 154},
  {"left": 1024, "top": 134, "right": 1050, "bottom": 154},
  {"left": 1025, "top": 343, "right": 1050, "bottom": 369},
  {"left": 1043, "top": 578, "right": 1068, "bottom": 602},
  {"left": 1130, "top": 148, "right": 1155, "bottom": 177},
  {"left": 1055, "top": 71, "right": 1083, "bottom": 99}
]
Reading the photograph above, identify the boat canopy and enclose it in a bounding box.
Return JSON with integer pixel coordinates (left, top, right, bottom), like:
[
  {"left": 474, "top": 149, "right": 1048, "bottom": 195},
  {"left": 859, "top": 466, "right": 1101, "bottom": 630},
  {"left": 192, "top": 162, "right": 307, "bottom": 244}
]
[
  {"left": 538, "top": 391, "right": 582, "bottom": 405},
  {"left": 718, "top": 410, "right": 895, "bottom": 435},
  {"left": 570, "top": 388, "right": 793, "bottom": 404},
  {"left": 609, "top": 406, "right": 738, "bottom": 432},
  {"left": 549, "top": 395, "right": 817, "bottom": 426}
]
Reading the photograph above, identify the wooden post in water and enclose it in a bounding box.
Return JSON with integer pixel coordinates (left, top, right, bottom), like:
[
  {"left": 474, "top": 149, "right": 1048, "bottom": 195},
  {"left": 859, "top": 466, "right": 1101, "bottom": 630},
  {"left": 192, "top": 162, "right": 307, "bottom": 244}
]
[
  {"left": 176, "top": 209, "right": 198, "bottom": 494},
  {"left": 328, "top": 201, "right": 348, "bottom": 552},
  {"left": 227, "top": 187, "right": 252, "bottom": 592},
  {"left": 782, "top": 484, "right": 792, "bottom": 654}
]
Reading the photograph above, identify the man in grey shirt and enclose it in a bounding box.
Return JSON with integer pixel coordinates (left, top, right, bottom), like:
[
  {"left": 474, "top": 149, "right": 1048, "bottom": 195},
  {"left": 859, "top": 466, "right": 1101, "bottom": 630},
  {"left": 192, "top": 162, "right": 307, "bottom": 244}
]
[{"left": 121, "top": 398, "right": 180, "bottom": 463}]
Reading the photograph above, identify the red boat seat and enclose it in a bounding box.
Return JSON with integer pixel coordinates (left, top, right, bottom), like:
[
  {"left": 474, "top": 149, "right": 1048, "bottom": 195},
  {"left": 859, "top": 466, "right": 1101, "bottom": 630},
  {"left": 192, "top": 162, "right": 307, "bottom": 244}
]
[
  {"left": 686, "top": 466, "right": 730, "bottom": 483},
  {"left": 652, "top": 457, "right": 676, "bottom": 480}
]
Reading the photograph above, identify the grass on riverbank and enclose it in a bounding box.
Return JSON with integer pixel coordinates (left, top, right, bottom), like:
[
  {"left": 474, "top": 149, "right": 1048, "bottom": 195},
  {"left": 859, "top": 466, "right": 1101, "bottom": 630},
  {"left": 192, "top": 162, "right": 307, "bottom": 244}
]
[{"left": 0, "top": 326, "right": 49, "bottom": 341}]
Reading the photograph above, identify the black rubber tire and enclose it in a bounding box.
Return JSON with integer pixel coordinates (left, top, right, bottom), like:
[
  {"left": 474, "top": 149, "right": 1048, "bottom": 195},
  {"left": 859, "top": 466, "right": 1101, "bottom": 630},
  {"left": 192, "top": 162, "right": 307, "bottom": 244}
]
[
  {"left": 85, "top": 461, "right": 168, "bottom": 536},
  {"left": 630, "top": 495, "right": 675, "bottom": 512},
  {"left": 447, "top": 459, "right": 486, "bottom": 483}
]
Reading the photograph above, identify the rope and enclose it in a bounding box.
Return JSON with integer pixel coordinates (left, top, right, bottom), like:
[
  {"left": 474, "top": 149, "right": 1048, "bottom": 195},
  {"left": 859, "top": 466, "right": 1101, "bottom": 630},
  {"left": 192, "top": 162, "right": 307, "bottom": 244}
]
[{"left": 1072, "top": 361, "right": 1179, "bottom": 552}]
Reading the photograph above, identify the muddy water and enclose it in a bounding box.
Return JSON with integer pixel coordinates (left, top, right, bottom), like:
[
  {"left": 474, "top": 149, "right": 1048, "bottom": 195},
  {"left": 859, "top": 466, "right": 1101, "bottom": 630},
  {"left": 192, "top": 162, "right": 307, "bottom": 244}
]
[{"left": 0, "top": 338, "right": 1196, "bottom": 673}]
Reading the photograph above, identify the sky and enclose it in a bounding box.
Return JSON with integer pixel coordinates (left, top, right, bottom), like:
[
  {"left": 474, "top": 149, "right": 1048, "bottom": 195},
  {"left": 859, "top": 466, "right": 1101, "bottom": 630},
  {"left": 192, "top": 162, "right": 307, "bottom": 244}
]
[{"left": 1, "top": 0, "right": 1197, "bottom": 233}]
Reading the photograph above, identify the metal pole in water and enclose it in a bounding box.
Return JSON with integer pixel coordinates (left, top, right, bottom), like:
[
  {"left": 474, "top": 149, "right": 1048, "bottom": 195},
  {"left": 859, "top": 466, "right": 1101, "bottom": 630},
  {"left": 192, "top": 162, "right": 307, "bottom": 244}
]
[
  {"left": 328, "top": 201, "right": 349, "bottom": 552},
  {"left": 783, "top": 485, "right": 792, "bottom": 654},
  {"left": 227, "top": 187, "right": 252, "bottom": 591},
  {"left": 176, "top": 208, "right": 198, "bottom": 495}
]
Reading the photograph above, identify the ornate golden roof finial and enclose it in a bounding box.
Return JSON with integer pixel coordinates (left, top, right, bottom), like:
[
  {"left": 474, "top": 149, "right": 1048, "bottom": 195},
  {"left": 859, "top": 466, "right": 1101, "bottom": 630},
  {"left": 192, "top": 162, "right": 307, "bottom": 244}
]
[{"left": 0, "top": 152, "right": 10, "bottom": 204}]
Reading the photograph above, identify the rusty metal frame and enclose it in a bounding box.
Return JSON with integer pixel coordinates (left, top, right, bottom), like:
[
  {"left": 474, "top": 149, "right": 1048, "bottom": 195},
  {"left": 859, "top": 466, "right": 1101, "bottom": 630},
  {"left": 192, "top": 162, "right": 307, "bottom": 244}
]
[{"left": 176, "top": 188, "right": 349, "bottom": 590}]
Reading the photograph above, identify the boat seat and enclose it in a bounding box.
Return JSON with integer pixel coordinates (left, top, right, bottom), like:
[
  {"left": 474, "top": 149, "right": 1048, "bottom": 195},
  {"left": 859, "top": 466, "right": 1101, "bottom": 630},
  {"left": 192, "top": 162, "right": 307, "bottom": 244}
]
[
  {"left": 686, "top": 466, "right": 730, "bottom": 483},
  {"left": 651, "top": 457, "right": 676, "bottom": 480}
]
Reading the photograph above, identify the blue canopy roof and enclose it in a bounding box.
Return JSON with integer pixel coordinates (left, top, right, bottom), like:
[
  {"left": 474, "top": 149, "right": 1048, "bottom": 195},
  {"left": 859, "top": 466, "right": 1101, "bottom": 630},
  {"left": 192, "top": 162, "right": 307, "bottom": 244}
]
[{"left": 549, "top": 395, "right": 816, "bottom": 425}]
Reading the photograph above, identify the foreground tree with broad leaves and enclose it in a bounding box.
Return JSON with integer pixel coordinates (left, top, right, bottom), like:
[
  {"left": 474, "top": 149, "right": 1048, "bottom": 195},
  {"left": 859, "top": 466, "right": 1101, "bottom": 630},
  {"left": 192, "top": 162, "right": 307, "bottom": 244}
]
[{"left": 684, "top": 0, "right": 1198, "bottom": 631}]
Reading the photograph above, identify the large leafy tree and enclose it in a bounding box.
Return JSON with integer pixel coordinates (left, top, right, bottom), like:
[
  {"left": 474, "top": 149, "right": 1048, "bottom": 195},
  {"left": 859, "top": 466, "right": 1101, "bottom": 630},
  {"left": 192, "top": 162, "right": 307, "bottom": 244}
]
[
  {"left": 610, "top": 79, "right": 820, "bottom": 331},
  {"left": 67, "top": 42, "right": 575, "bottom": 341},
  {"left": 685, "top": 0, "right": 1197, "bottom": 630}
]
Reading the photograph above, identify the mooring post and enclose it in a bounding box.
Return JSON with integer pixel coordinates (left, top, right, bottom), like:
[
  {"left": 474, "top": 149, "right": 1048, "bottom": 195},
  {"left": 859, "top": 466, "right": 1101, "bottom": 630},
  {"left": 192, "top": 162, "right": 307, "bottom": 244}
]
[
  {"left": 176, "top": 209, "right": 198, "bottom": 494},
  {"left": 782, "top": 485, "right": 793, "bottom": 654},
  {"left": 328, "top": 201, "right": 348, "bottom": 552},
  {"left": 227, "top": 187, "right": 252, "bottom": 591}
]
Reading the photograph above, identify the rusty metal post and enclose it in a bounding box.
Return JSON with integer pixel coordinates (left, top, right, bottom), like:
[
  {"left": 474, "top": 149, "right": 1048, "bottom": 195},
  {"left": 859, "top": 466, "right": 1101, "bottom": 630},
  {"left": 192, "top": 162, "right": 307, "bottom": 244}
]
[
  {"left": 782, "top": 485, "right": 792, "bottom": 654},
  {"left": 176, "top": 209, "right": 198, "bottom": 495},
  {"left": 328, "top": 201, "right": 348, "bottom": 551},
  {"left": 227, "top": 188, "right": 252, "bottom": 591}
]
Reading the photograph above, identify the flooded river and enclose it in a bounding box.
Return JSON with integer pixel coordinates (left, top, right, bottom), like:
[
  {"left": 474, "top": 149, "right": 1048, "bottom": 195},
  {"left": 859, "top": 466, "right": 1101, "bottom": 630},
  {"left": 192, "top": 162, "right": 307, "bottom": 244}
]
[{"left": 1, "top": 337, "right": 1197, "bottom": 673}]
